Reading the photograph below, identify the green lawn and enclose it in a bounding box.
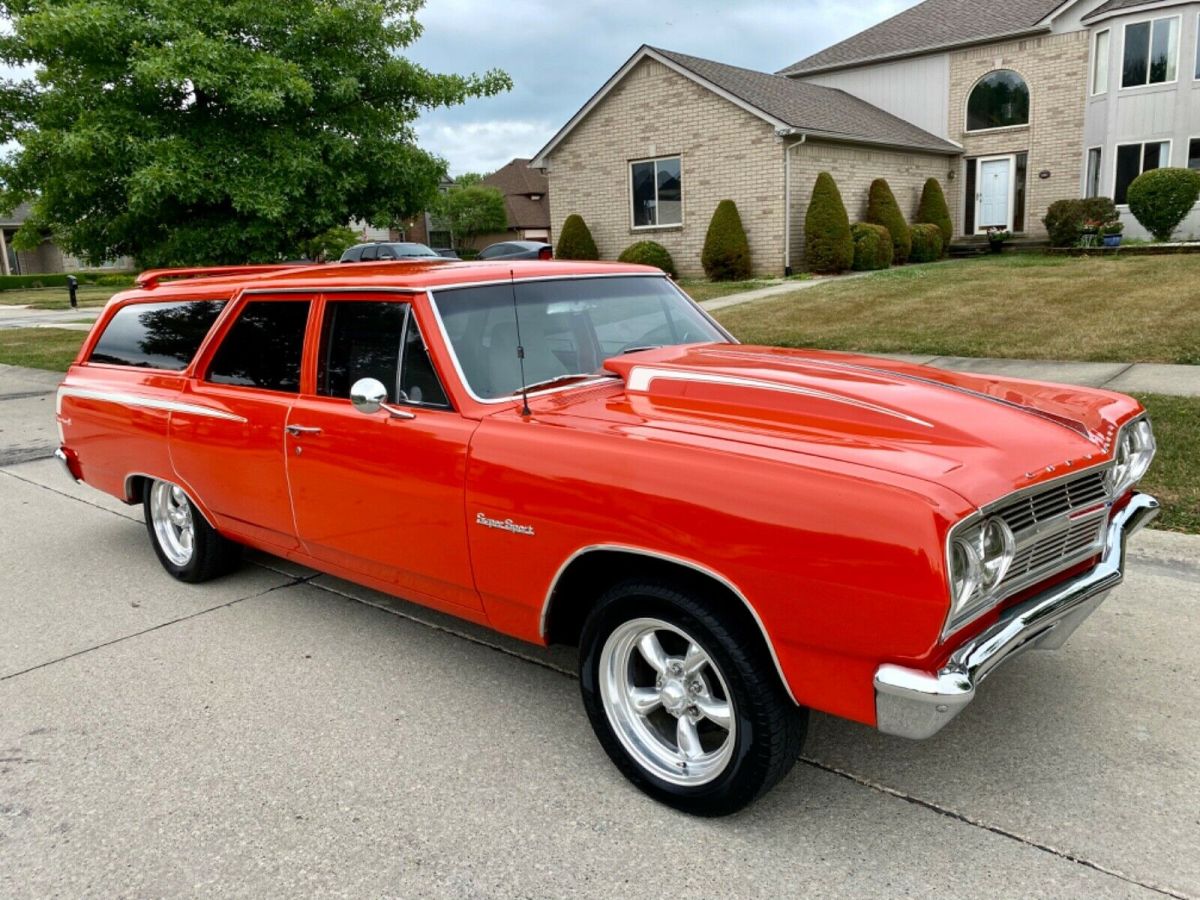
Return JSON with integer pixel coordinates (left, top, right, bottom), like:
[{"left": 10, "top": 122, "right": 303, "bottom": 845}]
[
  {"left": 677, "top": 274, "right": 810, "bottom": 303},
  {"left": 0, "top": 327, "right": 86, "bottom": 369},
  {"left": 0, "top": 284, "right": 124, "bottom": 310},
  {"left": 715, "top": 254, "right": 1200, "bottom": 365},
  {"left": 1134, "top": 394, "right": 1199, "bottom": 534}
]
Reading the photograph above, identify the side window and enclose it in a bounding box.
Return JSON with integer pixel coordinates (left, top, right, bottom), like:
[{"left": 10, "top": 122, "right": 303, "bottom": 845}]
[
  {"left": 317, "top": 301, "right": 407, "bottom": 401},
  {"left": 377, "top": 246, "right": 396, "bottom": 260},
  {"left": 90, "top": 300, "right": 226, "bottom": 370},
  {"left": 207, "top": 300, "right": 310, "bottom": 392},
  {"left": 360, "top": 245, "right": 378, "bottom": 261},
  {"left": 400, "top": 320, "right": 450, "bottom": 408}
]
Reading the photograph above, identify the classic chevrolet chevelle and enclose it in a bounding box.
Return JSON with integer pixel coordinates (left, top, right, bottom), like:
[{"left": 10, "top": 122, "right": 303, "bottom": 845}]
[{"left": 55, "top": 260, "right": 1158, "bottom": 815}]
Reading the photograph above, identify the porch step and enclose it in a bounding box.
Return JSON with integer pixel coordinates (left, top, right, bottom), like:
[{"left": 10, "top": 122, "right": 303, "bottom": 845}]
[{"left": 948, "top": 236, "right": 1049, "bottom": 258}]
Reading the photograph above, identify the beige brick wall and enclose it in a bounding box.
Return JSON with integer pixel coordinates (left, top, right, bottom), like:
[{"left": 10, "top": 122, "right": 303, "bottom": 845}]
[
  {"left": 789, "top": 141, "right": 956, "bottom": 264},
  {"left": 544, "top": 58, "right": 786, "bottom": 277},
  {"left": 949, "top": 31, "right": 1089, "bottom": 238}
]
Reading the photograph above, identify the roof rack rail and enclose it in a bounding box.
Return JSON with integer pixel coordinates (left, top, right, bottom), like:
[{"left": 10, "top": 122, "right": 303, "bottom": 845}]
[{"left": 135, "top": 264, "right": 310, "bottom": 289}]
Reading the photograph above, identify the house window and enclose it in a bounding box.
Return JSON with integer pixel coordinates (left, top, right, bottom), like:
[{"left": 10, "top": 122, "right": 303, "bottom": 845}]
[
  {"left": 1189, "top": 138, "right": 1200, "bottom": 170},
  {"left": 1086, "top": 148, "right": 1103, "bottom": 198},
  {"left": 631, "top": 157, "right": 682, "bottom": 227},
  {"left": 1114, "top": 141, "right": 1170, "bottom": 203},
  {"left": 1093, "top": 30, "right": 1110, "bottom": 95},
  {"left": 1122, "top": 17, "right": 1179, "bottom": 88},
  {"left": 966, "top": 70, "right": 1029, "bottom": 131}
]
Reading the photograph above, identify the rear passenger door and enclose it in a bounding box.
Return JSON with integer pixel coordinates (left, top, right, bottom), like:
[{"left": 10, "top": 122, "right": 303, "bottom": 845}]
[
  {"left": 283, "top": 293, "right": 480, "bottom": 611},
  {"left": 170, "top": 295, "right": 313, "bottom": 552}
]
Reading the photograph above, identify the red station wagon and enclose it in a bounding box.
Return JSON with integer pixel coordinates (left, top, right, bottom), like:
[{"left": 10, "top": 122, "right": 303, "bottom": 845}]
[{"left": 55, "top": 260, "right": 1159, "bottom": 815}]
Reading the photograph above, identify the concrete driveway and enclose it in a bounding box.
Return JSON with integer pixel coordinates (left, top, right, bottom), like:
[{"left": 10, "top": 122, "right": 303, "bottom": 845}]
[{"left": 2, "top": 367, "right": 1198, "bottom": 899}]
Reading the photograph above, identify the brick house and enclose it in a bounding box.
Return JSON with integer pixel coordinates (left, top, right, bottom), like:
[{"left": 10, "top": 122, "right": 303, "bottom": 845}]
[
  {"left": 461, "top": 158, "right": 552, "bottom": 251},
  {"left": 532, "top": 0, "right": 1200, "bottom": 275},
  {"left": 1, "top": 203, "right": 132, "bottom": 275}
]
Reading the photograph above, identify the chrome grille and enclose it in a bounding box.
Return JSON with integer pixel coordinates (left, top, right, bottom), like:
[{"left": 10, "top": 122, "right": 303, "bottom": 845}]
[{"left": 991, "top": 469, "right": 1110, "bottom": 598}]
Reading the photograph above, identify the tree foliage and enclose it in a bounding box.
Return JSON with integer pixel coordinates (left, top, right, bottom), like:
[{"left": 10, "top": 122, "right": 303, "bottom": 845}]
[
  {"left": 1043, "top": 197, "right": 1118, "bottom": 247},
  {"left": 431, "top": 184, "right": 507, "bottom": 248},
  {"left": 915, "top": 178, "right": 952, "bottom": 255},
  {"left": 1127, "top": 168, "right": 1200, "bottom": 242},
  {"left": 555, "top": 214, "right": 599, "bottom": 260},
  {"left": 0, "top": 0, "right": 511, "bottom": 267},
  {"left": 297, "top": 225, "right": 359, "bottom": 262},
  {"left": 865, "top": 179, "right": 911, "bottom": 264},
  {"left": 701, "top": 199, "right": 751, "bottom": 281},
  {"left": 804, "top": 172, "right": 853, "bottom": 274},
  {"left": 618, "top": 240, "right": 676, "bottom": 277}
]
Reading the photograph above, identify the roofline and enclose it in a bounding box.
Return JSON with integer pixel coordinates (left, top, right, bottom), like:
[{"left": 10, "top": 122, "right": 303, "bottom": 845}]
[
  {"left": 531, "top": 45, "right": 787, "bottom": 168},
  {"left": 777, "top": 26, "right": 1052, "bottom": 78},
  {"left": 776, "top": 127, "right": 961, "bottom": 156},
  {"left": 1082, "top": 0, "right": 1193, "bottom": 24}
]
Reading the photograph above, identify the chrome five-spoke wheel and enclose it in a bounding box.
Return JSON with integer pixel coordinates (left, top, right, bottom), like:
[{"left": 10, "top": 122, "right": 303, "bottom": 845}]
[
  {"left": 600, "top": 617, "right": 736, "bottom": 786},
  {"left": 149, "top": 480, "right": 195, "bottom": 567}
]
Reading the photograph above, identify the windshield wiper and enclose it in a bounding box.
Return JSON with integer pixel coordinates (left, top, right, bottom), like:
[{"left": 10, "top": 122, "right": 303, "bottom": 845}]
[
  {"left": 619, "top": 345, "right": 663, "bottom": 354},
  {"left": 513, "top": 372, "right": 616, "bottom": 395}
]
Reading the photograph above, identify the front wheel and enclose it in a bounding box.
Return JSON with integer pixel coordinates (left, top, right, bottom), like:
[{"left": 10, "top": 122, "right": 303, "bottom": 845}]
[
  {"left": 144, "top": 478, "right": 241, "bottom": 583},
  {"left": 579, "top": 580, "right": 807, "bottom": 816}
]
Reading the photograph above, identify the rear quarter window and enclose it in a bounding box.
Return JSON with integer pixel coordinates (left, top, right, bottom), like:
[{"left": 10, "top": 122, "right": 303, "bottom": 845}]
[{"left": 88, "top": 300, "right": 226, "bottom": 370}]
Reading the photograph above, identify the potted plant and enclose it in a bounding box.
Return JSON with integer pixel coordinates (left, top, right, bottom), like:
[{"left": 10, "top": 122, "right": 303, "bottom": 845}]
[
  {"left": 1080, "top": 219, "right": 1105, "bottom": 248},
  {"left": 985, "top": 226, "right": 1011, "bottom": 253},
  {"left": 1101, "top": 220, "right": 1124, "bottom": 248}
]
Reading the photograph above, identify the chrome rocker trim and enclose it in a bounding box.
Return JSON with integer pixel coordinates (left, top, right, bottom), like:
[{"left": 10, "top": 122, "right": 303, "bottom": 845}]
[{"left": 874, "top": 493, "right": 1159, "bottom": 740}]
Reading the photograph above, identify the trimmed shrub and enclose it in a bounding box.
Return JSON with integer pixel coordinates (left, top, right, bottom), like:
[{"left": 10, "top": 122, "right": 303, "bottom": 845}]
[
  {"left": 618, "top": 240, "right": 677, "bottom": 277},
  {"left": 865, "top": 178, "right": 911, "bottom": 264},
  {"left": 1127, "top": 167, "right": 1200, "bottom": 242},
  {"left": 909, "top": 223, "right": 944, "bottom": 263},
  {"left": 0, "top": 271, "right": 135, "bottom": 291},
  {"left": 915, "top": 178, "right": 952, "bottom": 255},
  {"left": 850, "top": 223, "right": 892, "bottom": 271},
  {"left": 555, "top": 213, "right": 599, "bottom": 260},
  {"left": 1043, "top": 197, "right": 1119, "bottom": 247},
  {"left": 701, "top": 199, "right": 752, "bottom": 281},
  {"left": 804, "top": 172, "right": 853, "bottom": 273}
]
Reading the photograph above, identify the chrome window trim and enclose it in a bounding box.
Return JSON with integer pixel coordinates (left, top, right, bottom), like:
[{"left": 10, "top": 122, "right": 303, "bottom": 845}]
[
  {"left": 540, "top": 543, "right": 798, "bottom": 705},
  {"left": 424, "top": 274, "right": 735, "bottom": 406}
]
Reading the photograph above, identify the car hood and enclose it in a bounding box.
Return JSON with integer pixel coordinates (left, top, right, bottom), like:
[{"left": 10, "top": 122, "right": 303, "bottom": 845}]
[{"left": 534, "top": 345, "right": 1140, "bottom": 509}]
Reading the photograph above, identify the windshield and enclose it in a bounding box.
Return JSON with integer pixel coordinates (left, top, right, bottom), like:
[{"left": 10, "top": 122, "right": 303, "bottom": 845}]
[{"left": 431, "top": 276, "right": 728, "bottom": 400}]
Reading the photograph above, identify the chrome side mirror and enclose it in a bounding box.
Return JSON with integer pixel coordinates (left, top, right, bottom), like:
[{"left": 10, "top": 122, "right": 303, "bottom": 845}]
[{"left": 350, "top": 377, "right": 415, "bottom": 420}]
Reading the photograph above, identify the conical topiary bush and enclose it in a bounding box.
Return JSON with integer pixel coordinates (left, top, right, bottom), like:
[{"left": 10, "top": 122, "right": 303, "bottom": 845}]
[
  {"left": 915, "top": 178, "right": 952, "bottom": 256},
  {"left": 866, "top": 178, "right": 911, "bottom": 265},
  {"left": 701, "top": 200, "right": 752, "bottom": 280},
  {"left": 804, "top": 172, "right": 853, "bottom": 274},
  {"left": 555, "top": 214, "right": 599, "bottom": 260}
]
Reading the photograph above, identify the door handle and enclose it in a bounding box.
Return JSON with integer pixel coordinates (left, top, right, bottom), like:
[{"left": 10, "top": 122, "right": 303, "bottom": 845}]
[{"left": 285, "top": 424, "right": 322, "bottom": 436}]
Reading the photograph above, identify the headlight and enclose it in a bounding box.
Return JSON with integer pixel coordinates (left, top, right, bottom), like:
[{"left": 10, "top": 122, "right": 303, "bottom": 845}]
[
  {"left": 947, "top": 516, "right": 1016, "bottom": 630},
  {"left": 1107, "top": 417, "right": 1156, "bottom": 497}
]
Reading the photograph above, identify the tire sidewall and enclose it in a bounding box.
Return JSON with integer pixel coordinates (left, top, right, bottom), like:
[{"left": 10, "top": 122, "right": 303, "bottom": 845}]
[{"left": 144, "top": 480, "right": 208, "bottom": 582}]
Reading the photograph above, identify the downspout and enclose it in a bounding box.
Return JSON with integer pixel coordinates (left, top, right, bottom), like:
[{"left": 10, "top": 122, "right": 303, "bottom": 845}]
[
  {"left": 780, "top": 131, "right": 807, "bottom": 277},
  {"left": 0, "top": 229, "right": 9, "bottom": 277}
]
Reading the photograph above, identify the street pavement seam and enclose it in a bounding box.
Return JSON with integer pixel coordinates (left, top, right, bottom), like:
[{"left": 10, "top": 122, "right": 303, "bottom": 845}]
[
  {"left": 801, "top": 756, "right": 1196, "bottom": 900},
  {"left": 0, "top": 573, "right": 318, "bottom": 685}
]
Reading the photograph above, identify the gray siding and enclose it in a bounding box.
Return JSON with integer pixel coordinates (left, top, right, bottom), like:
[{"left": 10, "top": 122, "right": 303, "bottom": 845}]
[{"left": 798, "top": 54, "right": 952, "bottom": 140}]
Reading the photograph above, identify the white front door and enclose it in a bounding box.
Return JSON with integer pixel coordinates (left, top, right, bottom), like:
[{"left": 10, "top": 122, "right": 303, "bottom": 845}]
[{"left": 976, "top": 157, "right": 1012, "bottom": 231}]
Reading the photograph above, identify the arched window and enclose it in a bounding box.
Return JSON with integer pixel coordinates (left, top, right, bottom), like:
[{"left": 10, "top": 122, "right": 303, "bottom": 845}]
[{"left": 966, "top": 70, "right": 1029, "bottom": 131}]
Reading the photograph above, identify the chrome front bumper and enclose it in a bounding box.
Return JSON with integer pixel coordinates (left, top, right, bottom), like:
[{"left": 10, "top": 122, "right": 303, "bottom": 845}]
[{"left": 874, "top": 493, "right": 1159, "bottom": 739}]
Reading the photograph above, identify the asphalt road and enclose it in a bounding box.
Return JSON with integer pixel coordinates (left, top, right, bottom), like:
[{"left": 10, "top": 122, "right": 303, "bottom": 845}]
[{"left": 2, "top": 365, "right": 1198, "bottom": 898}]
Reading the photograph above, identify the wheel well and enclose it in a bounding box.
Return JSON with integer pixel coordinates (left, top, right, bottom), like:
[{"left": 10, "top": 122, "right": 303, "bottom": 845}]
[
  {"left": 544, "top": 549, "right": 784, "bottom": 688},
  {"left": 125, "top": 474, "right": 148, "bottom": 505}
]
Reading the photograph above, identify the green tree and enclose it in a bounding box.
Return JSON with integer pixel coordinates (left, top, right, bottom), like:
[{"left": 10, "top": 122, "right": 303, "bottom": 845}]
[
  {"left": 298, "top": 225, "right": 359, "bottom": 262},
  {"left": 432, "top": 184, "right": 507, "bottom": 248},
  {"left": 804, "top": 172, "right": 853, "bottom": 274},
  {"left": 866, "top": 179, "right": 912, "bottom": 264},
  {"left": 453, "top": 172, "right": 488, "bottom": 188},
  {"left": 0, "top": 0, "right": 511, "bottom": 267},
  {"left": 915, "top": 178, "right": 952, "bottom": 255},
  {"left": 701, "top": 200, "right": 752, "bottom": 280},
  {"left": 556, "top": 214, "right": 599, "bottom": 260}
]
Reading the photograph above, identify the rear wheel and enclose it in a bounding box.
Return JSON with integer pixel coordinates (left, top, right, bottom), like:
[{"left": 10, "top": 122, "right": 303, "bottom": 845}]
[
  {"left": 144, "top": 478, "right": 240, "bottom": 583},
  {"left": 579, "top": 580, "right": 807, "bottom": 816}
]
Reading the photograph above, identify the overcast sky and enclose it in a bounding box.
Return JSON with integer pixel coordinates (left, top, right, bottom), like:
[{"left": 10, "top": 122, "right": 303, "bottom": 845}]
[
  {"left": 2, "top": 1, "right": 917, "bottom": 176},
  {"left": 407, "top": 0, "right": 917, "bottom": 175}
]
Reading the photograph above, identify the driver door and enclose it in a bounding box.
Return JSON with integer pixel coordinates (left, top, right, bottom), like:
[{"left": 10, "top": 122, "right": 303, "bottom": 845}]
[{"left": 284, "top": 293, "right": 480, "bottom": 611}]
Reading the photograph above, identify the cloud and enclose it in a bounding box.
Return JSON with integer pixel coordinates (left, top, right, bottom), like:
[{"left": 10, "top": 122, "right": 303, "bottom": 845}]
[{"left": 405, "top": 0, "right": 918, "bottom": 174}]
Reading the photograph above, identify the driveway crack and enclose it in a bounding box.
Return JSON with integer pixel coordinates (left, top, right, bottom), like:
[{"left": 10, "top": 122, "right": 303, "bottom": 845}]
[{"left": 799, "top": 755, "right": 1195, "bottom": 900}]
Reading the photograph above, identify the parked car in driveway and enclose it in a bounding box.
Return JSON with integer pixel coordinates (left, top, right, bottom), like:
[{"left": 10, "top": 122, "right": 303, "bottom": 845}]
[
  {"left": 54, "top": 259, "right": 1158, "bottom": 815},
  {"left": 433, "top": 248, "right": 460, "bottom": 259},
  {"left": 477, "top": 240, "right": 552, "bottom": 261},
  {"left": 340, "top": 242, "right": 442, "bottom": 262}
]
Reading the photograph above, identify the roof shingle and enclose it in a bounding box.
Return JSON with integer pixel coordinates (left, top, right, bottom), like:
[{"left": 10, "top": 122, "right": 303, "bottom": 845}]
[
  {"left": 480, "top": 159, "right": 550, "bottom": 230},
  {"left": 778, "top": 0, "right": 1064, "bottom": 76},
  {"left": 653, "top": 48, "right": 959, "bottom": 153}
]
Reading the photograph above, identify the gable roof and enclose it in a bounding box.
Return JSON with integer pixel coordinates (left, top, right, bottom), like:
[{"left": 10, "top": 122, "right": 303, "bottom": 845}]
[
  {"left": 1082, "top": 0, "right": 1185, "bottom": 22},
  {"left": 481, "top": 159, "right": 549, "bottom": 230},
  {"left": 0, "top": 202, "right": 33, "bottom": 228},
  {"left": 778, "top": 0, "right": 1067, "bottom": 76},
  {"left": 530, "top": 45, "right": 959, "bottom": 167}
]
